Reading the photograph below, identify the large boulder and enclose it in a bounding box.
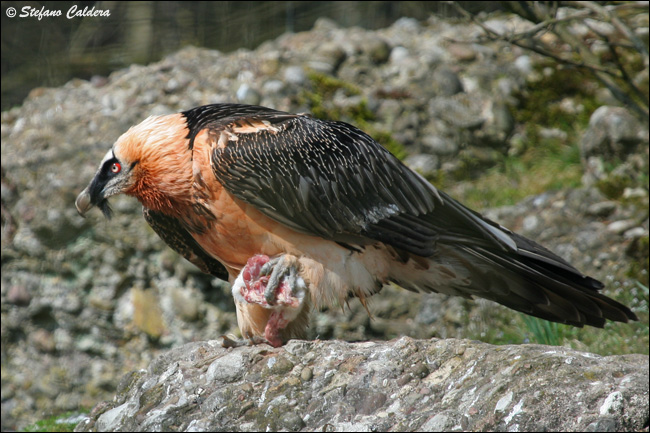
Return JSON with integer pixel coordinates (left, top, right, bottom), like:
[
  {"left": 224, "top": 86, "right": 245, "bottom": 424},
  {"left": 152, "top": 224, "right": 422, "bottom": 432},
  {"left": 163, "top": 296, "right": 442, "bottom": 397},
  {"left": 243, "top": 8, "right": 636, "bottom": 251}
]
[{"left": 75, "top": 337, "right": 649, "bottom": 432}]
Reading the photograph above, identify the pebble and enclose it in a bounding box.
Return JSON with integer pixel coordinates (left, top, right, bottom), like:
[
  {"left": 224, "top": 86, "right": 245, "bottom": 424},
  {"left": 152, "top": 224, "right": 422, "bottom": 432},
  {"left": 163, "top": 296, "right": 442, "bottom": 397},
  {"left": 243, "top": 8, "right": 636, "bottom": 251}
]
[
  {"left": 607, "top": 220, "right": 638, "bottom": 235},
  {"left": 586, "top": 201, "right": 617, "bottom": 217}
]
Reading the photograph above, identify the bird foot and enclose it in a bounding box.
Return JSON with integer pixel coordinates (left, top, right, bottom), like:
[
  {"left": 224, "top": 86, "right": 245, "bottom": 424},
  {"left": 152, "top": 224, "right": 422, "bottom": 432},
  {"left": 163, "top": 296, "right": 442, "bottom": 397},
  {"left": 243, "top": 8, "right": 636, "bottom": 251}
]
[
  {"left": 237, "top": 254, "right": 306, "bottom": 309},
  {"left": 220, "top": 334, "right": 268, "bottom": 348},
  {"left": 232, "top": 254, "right": 307, "bottom": 347}
]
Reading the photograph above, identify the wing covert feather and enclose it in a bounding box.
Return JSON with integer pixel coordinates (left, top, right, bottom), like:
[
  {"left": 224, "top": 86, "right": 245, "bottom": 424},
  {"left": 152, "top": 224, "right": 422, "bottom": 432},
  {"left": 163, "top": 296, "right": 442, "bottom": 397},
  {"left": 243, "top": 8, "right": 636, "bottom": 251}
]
[{"left": 208, "top": 114, "right": 445, "bottom": 254}]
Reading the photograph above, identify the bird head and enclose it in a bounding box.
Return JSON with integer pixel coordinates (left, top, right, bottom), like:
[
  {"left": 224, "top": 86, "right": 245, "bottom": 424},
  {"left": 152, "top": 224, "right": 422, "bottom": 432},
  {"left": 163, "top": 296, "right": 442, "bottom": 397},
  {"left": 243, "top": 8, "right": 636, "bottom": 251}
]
[
  {"left": 75, "top": 113, "right": 191, "bottom": 218},
  {"left": 75, "top": 145, "right": 134, "bottom": 218}
]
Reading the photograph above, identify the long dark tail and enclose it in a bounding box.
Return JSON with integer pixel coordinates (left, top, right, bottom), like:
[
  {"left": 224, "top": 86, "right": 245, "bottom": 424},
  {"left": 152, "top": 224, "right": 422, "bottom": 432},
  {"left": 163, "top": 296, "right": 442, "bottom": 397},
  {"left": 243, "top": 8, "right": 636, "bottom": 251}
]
[
  {"left": 389, "top": 187, "right": 638, "bottom": 328},
  {"left": 436, "top": 231, "right": 637, "bottom": 327}
]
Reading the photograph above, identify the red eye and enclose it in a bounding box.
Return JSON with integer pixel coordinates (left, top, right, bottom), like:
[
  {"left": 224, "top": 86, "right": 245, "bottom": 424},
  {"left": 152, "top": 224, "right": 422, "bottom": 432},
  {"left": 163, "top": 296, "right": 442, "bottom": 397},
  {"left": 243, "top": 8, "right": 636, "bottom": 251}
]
[{"left": 111, "top": 162, "right": 121, "bottom": 173}]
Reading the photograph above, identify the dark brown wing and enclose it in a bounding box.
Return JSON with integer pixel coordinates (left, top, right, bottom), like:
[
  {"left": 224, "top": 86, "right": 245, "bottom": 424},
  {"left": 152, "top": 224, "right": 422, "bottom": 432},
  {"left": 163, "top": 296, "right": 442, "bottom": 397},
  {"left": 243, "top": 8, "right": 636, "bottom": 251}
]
[
  {"left": 201, "top": 108, "right": 530, "bottom": 256},
  {"left": 143, "top": 207, "right": 228, "bottom": 280},
  {"left": 183, "top": 104, "right": 637, "bottom": 327}
]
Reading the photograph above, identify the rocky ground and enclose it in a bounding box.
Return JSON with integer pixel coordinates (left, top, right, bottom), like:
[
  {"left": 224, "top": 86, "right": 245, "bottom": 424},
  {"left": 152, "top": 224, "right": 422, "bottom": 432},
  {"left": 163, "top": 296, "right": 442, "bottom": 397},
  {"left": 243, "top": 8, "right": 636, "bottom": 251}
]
[
  {"left": 76, "top": 338, "right": 649, "bottom": 432},
  {"left": 1, "top": 11, "right": 649, "bottom": 432}
]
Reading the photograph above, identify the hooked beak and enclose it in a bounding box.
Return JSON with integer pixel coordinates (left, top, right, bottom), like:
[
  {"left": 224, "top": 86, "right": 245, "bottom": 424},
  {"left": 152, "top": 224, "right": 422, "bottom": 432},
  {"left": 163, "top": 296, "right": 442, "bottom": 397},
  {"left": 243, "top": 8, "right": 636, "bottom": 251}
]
[
  {"left": 75, "top": 183, "right": 113, "bottom": 218},
  {"left": 75, "top": 187, "right": 92, "bottom": 217}
]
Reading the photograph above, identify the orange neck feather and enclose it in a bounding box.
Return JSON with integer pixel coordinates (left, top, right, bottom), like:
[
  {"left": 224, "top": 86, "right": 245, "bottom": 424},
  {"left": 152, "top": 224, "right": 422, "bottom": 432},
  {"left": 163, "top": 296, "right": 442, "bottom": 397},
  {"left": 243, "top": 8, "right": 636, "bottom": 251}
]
[
  {"left": 117, "top": 113, "right": 194, "bottom": 216},
  {"left": 129, "top": 168, "right": 189, "bottom": 215}
]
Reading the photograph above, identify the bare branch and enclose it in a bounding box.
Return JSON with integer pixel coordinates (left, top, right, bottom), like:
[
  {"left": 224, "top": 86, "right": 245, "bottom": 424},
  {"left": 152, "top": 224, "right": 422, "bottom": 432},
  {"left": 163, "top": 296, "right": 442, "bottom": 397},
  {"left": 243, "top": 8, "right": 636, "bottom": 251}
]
[
  {"left": 448, "top": 1, "right": 649, "bottom": 121},
  {"left": 567, "top": 1, "right": 649, "bottom": 60}
]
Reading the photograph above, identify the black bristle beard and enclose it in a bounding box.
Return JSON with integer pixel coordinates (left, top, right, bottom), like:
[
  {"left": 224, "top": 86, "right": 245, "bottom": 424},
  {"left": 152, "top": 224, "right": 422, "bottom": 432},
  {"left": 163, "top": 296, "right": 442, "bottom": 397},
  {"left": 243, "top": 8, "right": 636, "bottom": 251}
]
[{"left": 98, "top": 199, "right": 113, "bottom": 219}]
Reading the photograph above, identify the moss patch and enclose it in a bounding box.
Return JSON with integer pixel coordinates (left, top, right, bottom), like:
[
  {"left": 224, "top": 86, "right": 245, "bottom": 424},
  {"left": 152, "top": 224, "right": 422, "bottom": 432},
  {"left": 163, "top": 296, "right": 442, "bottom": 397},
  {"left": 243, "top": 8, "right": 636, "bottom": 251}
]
[
  {"left": 433, "top": 63, "right": 600, "bottom": 209},
  {"left": 22, "top": 411, "right": 88, "bottom": 433},
  {"left": 449, "top": 140, "right": 584, "bottom": 209},
  {"left": 513, "top": 63, "right": 600, "bottom": 140}
]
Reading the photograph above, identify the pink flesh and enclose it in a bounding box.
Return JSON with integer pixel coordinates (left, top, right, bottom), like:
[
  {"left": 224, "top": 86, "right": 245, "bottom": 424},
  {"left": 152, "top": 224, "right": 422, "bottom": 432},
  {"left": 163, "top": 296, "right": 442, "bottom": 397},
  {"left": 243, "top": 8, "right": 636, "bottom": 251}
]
[
  {"left": 264, "top": 311, "right": 290, "bottom": 348},
  {"left": 241, "top": 255, "right": 271, "bottom": 305},
  {"left": 240, "top": 254, "right": 304, "bottom": 347}
]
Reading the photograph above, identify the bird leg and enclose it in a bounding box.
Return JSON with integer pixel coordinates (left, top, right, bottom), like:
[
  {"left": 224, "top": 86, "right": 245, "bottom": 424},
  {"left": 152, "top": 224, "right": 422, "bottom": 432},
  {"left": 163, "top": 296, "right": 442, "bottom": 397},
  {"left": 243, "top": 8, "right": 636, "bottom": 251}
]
[{"left": 231, "top": 254, "right": 307, "bottom": 347}]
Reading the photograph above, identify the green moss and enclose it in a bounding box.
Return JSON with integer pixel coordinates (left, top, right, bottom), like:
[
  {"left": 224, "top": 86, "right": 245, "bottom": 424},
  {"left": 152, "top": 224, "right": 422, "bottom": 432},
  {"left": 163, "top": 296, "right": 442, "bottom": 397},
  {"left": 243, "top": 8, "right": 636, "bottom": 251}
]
[
  {"left": 513, "top": 63, "right": 599, "bottom": 137},
  {"left": 448, "top": 141, "right": 583, "bottom": 209},
  {"left": 22, "top": 411, "right": 88, "bottom": 433},
  {"left": 299, "top": 70, "right": 362, "bottom": 121},
  {"left": 263, "top": 355, "right": 294, "bottom": 376},
  {"left": 591, "top": 152, "right": 648, "bottom": 200},
  {"left": 596, "top": 174, "right": 635, "bottom": 200},
  {"left": 627, "top": 236, "right": 650, "bottom": 287},
  {"left": 371, "top": 131, "right": 408, "bottom": 161},
  {"left": 23, "top": 421, "right": 77, "bottom": 432},
  {"left": 442, "top": 63, "right": 597, "bottom": 208},
  {"left": 434, "top": 63, "right": 594, "bottom": 209},
  {"left": 115, "top": 370, "right": 146, "bottom": 399},
  {"left": 307, "top": 70, "right": 361, "bottom": 97},
  {"left": 137, "top": 383, "right": 165, "bottom": 418},
  {"left": 254, "top": 405, "right": 281, "bottom": 431}
]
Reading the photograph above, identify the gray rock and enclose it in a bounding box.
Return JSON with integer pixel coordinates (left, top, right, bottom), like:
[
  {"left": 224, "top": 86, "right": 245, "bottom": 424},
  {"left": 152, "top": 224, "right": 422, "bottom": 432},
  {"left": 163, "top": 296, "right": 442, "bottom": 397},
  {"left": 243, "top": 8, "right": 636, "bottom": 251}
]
[
  {"left": 607, "top": 219, "right": 638, "bottom": 235},
  {"left": 514, "top": 55, "right": 533, "bottom": 75},
  {"left": 283, "top": 66, "right": 307, "bottom": 85},
  {"left": 447, "top": 42, "right": 478, "bottom": 62},
  {"left": 432, "top": 66, "right": 464, "bottom": 96},
  {"left": 309, "top": 41, "right": 347, "bottom": 74},
  {"left": 389, "top": 45, "right": 410, "bottom": 65},
  {"left": 586, "top": 201, "right": 618, "bottom": 217},
  {"left": 421, "top": 134, "right": 459, "bottom": 156},
  {"left": 623, "top": 187, "right": 648, "bottom": 200},
  {"left": 236, "top": 84, "right": 261, "bottom": 106},
  {"left": 581, "top": 106, "right": 645, "bottom": 160},
  {"left": 404, "top": 154, "right": 439, "bottom": 178},
  {"left": 428, "top": 94, "right": 486, "bottom": 130},
  {"left": 74, "top": 338, "right": 649, "bottom": 432},
  {"left": 581, "top": 106, "right": 648, "bottom": 185}
]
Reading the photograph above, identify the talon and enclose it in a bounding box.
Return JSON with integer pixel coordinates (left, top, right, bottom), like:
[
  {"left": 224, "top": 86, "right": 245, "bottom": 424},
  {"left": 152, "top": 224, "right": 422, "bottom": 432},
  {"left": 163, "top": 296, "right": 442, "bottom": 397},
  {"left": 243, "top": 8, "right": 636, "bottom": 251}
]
[
  {"left": 220, "top": 334, "right": 273, "bottom": 348},
  {"left": 259, "top": 257, "right": 277, "bottom": 277},
  {"left": 220, "top": 334, "right": 246, "bottom": 348},
  {"left": 234, "top": 254, "right": 305, "bottom": 308},
  {"left": 264, "top": 258, "right": 288, "bottom": 305},
  {"left": 233, "top": 253, "right": 308, "bottom": 346}
]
